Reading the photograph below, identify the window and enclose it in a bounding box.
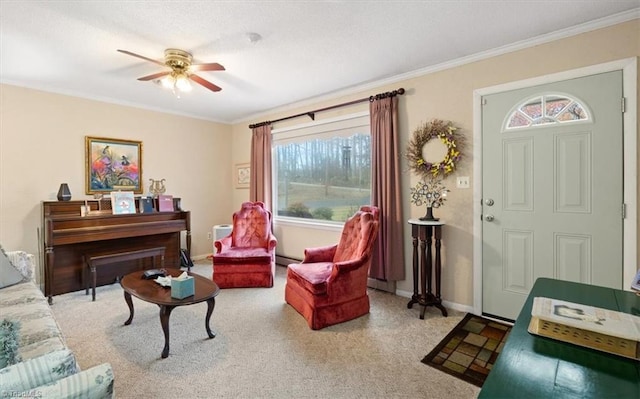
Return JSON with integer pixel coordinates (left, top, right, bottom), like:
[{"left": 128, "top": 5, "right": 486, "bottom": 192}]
[
  {"left": 272, "top": 112, "right": 371, "bottom": 223},
  {"left": 505, "top": 94, "right": 589, "bottom": 130}
]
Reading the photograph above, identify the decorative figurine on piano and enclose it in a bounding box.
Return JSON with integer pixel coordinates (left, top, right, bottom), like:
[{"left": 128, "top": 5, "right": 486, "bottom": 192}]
[{"left": 149, "top": 179, "right": 166, "bottom": 198}]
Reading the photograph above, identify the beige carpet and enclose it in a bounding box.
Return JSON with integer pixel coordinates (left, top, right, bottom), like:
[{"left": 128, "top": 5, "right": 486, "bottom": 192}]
[{"left": 50, "top": 261, "right": 480, "bottom": 398}]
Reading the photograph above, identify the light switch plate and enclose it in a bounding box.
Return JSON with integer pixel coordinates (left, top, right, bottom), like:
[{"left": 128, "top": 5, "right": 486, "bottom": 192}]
[{"left": 457, "top": 176, "right": 470, "bottom": 189}]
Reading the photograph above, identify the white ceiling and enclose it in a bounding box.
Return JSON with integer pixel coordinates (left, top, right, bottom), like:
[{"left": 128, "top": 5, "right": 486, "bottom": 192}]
[{"left": 1, "top": 1, "right": 638, "bottom": 124}]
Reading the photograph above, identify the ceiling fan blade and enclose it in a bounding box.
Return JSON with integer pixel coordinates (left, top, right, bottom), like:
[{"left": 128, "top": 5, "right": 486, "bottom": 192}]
[
  {"left": 117, "top": 49, "right": 166, "bottom": 67},
  {"left": 190, "top": 62, "right": 225, "bottom": 72},
  {"left": 137, "top": 71, "right": 171, "bottom": 81},
  {"left": 190, "top": 74, "right": 222, "bottom": 92}
]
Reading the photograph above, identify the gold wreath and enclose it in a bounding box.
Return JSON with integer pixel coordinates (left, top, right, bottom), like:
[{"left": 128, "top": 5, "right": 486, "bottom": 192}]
[{"left": 406, "top": 119, "right": 461, "bottom": 179}]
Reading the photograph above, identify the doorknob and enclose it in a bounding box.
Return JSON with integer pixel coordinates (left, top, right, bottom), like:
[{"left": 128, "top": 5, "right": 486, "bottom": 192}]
[
  {"left": 485, "top": 214, "right": 494, "bottom": 222},
  {"left": 484, "top": 199, "right": 494, "bottom": 206}
]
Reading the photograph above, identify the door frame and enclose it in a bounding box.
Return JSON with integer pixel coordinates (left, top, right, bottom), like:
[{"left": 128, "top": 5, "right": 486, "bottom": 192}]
[{"left": 472, "top": 57, "right": 638, "bottom": 315}]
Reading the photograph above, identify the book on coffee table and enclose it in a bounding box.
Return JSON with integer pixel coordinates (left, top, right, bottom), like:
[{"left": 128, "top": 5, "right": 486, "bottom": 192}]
[{"left": 528, "top": 297, "right": 640, "bottom": 360}]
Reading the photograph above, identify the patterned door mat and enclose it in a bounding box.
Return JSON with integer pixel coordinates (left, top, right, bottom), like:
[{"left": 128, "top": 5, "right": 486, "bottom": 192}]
[{"left": 421, "top": 313, "right": 512, "bottom": 387}]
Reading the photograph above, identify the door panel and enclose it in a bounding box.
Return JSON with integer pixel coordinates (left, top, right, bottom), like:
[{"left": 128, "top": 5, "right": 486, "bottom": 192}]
[
  {"left": 504, "top": 138, "right": 533, "bottom": 211},
  {"left": 555, "top": 133, "right": 591, "bottom": 213},
  {"left": 482, "top": 71, "right": 623, "bottom": 320}
]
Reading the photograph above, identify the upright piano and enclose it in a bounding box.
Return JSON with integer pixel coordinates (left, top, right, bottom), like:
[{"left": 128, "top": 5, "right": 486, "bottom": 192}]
[{"left": 42, "top": 198, "right": 190, "bottom": 303}]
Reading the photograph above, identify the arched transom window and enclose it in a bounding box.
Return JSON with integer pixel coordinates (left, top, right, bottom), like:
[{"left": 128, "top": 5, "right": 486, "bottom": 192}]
[{"left": 505, "top": 94, "right": 589, "bottom": 130}]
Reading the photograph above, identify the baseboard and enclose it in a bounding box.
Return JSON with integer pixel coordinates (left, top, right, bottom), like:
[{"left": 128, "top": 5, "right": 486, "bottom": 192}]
[
  {"left": 367, "top": 278, "right": 396, "bottom": 293},
  {"left": 275, "top": 254, "right": 302, "bottom": 266},
  {"left": 192, "top": 254, "right": 211, "bottom": 261},
  {"left": 395, "top": 288, "right": 474, "bottom": 314}
]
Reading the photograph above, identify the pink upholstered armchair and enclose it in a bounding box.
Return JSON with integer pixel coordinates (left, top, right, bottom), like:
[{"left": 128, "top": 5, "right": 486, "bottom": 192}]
[
  {"left": 285, "top": 205, "right": 380, "bottom": 329},
  {"left": 212, "top": 201, "right": 277, "bottom": 288}
]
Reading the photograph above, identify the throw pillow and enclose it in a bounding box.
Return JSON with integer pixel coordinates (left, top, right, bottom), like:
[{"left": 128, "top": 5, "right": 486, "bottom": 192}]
[
  {"left": 5, "top": 251, "right": 34, "bottom": 281},
  {"left": 0, "top": 319, "right": 21, "bottom": 369},
  {"left": 0, "top": 349, "right": 77, "bottom": 393},
  {"left": 0, "top": 246, "right": 26, "bottom": 289},
  {"left": 31, "top": 363, "right": 114, "bottom": 399}
]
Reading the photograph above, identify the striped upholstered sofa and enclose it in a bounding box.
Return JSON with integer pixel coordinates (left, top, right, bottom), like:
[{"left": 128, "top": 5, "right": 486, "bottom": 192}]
[{"left": 0, "top": 249, "right": 114, "bottom": 398}]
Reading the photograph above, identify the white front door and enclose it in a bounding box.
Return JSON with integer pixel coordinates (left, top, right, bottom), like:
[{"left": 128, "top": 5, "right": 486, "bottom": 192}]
[{"left": 481, "top": 71, "right": 623, "bottom": 320}]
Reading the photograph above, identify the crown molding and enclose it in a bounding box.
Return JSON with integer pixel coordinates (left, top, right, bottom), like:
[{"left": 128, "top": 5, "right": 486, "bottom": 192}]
[{"left": 237, "top": 8, "right": 639, "bottom": 126}]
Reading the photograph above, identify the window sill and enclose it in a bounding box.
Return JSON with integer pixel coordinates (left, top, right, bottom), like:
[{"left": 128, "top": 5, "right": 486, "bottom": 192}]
[{"left": 273, "top": 217, "right": 343, "bottom": 232}]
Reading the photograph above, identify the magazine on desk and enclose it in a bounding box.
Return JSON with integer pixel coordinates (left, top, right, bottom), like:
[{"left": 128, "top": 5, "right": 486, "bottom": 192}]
[{"left": 528, "top": 297, "right": 640, "bottom": 360}]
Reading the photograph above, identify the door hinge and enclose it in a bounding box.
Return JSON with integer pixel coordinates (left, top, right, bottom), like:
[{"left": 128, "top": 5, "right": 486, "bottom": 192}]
[
  {"left": 622, "top": 203, "right": 627, "bottom": 219},
  {"left": 622, "top": 97, "right": 626, "bottom": 113},
  {"left": 482, "top": 98, "right": 487, "bottom": 106}
]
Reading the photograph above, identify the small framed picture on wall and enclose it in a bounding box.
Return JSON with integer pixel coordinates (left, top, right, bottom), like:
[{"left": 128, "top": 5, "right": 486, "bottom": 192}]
[{"left": 235, "top": 163, "right": 250, "bottom": 189}]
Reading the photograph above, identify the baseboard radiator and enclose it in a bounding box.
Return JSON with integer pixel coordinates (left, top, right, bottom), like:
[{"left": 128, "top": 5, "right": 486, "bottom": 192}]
[{"left": 275, "top": 254, "right": 301, "bottom": 267}]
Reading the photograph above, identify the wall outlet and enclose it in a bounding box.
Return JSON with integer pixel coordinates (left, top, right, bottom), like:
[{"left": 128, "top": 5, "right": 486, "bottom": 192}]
[
  {"left": 207, "top": 232, "right": 212, "bottom": 240},
  {"left": 456, "top": 176, "right": 470, "bottom": 189}
]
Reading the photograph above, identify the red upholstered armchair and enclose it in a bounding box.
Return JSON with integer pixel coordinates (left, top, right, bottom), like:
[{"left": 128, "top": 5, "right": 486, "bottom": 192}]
[
  {"left": 285, "top": 206, "right": 380, "bottom": 329},
  {"left": 212, "top": 201, "right": 277, "bottom": 288}
]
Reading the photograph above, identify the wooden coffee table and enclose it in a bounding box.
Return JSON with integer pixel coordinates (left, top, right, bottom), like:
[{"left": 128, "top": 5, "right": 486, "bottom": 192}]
[{"left": 120, "top": 268, "right": 220, "bottom": 358}]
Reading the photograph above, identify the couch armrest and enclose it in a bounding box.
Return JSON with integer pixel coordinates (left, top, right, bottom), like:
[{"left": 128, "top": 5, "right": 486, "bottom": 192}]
[
  {"left": 302, "top": 244, "right": 337, "bottom": 263},
  {"left": 267, "top": 234, "right": 278, "bottom": 252},
  {"left": 330, "top": 256, "right": 369, "bottom": 278},
  {"left": 214, "top": 235, "right": 233, "bottom": 254},
  {"left": 5, "top": 251, "right": 36, "bottom": 282}
]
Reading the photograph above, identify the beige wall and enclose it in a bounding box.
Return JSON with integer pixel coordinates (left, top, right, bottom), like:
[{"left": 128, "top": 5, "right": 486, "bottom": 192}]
[
  {"left": 0, "top": 85, "right": 234, "bottom": 264},
  {"left": 234, "top": 20, "right": 640, "bottom": 306},
  {"left": 0, "top": 20, "right": 637, "bottom": 308}
]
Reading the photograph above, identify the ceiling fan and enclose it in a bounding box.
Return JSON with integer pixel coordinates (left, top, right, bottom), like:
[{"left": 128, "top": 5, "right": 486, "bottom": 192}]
[{"left": 117, "top": 48, "right": 225, "bottom": 93}]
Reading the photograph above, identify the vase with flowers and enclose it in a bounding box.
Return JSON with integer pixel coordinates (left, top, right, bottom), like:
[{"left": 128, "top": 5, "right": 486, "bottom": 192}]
[{"left": 410, "top": 178, "right": 449, "bottom": 221}]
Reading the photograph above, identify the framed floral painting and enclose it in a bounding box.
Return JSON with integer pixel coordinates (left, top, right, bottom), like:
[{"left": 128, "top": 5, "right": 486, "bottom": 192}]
[{"left": 85, "top": 136, "right": 143, "bottom": 194}]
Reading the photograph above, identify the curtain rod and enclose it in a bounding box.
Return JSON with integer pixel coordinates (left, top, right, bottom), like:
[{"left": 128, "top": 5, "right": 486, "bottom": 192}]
[{"left": 249, "top": 88, "right": 405, "bottom": 129}]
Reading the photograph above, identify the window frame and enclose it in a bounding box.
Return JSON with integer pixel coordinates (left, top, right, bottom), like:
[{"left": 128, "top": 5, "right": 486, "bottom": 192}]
[
  {"left": 503, "top": 92, "right": 592, "bottom": 132},
  {"left": 271, "top": 110, "right": 371, "bottom": 228}
]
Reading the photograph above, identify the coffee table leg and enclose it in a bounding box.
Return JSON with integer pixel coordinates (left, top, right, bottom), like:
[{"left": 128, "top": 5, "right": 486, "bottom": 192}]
[
  {"left": 160, "top": 305, "right": 175, "bottom": 359},
  {"left": 123, "top": 291, "right": 134, "bottom": 325},
  {"left": 205, "top": 298, "right": 216, "bottom": 339}
]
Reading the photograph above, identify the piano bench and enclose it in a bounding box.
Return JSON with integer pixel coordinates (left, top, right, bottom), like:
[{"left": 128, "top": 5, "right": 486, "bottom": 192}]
[{"left": 82, "top": 246, "right": 165, "bottom": 301}]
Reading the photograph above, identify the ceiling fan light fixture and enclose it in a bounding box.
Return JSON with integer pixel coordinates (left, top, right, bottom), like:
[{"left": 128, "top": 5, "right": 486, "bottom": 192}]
[
  {"left": 119, "top": 48, "right": 223, "bottom": 94},
  {"left": 175, "top": 73, "right": 192, "bottom": 92},
  {"left": 161, "top": 74, "right": 176, "bottom": 89}
]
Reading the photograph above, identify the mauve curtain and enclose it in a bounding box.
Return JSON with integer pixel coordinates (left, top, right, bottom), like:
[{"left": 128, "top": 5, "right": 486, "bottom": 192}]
[
  {"left": 369, "top": 96, "right": 405, "bottom": 281},
  {"left": 249, "top": 124, "right": 272, "bottom": 210}
]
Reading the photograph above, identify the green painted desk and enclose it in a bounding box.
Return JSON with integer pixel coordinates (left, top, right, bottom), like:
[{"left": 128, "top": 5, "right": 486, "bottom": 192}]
[{"left": 479, "top": 278, "right": 640, "bottom": 398}]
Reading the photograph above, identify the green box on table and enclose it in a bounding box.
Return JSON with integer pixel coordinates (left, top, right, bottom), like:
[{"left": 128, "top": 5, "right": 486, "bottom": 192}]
[{"left": 171, "top": 276, "right": 194, "bottom": 299}]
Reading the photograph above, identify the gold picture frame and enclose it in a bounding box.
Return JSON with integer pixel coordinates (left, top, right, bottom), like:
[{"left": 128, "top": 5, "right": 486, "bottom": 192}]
[
  {"left": 85, "top": 136, "right": 143, "bottom": 194},
  {"left": 235, "top": 163, "right": 250, "bottom": 189}
]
